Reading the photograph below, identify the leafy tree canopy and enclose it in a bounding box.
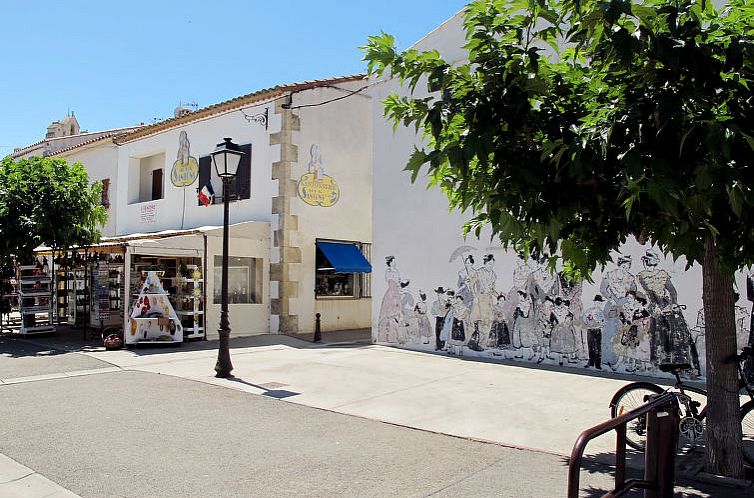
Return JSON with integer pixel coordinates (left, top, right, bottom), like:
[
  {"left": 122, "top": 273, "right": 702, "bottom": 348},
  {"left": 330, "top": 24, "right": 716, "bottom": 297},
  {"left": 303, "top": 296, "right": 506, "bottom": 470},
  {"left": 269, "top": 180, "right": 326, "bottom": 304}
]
[
  {"left": 0, "top": 155, "right": 108, "bottom": 262},
  {"left": 364, "top": 0, "right": 754, "bottom": 477},
  {"left": 364, "top": 0, "right": 754, "bottom": 278}
]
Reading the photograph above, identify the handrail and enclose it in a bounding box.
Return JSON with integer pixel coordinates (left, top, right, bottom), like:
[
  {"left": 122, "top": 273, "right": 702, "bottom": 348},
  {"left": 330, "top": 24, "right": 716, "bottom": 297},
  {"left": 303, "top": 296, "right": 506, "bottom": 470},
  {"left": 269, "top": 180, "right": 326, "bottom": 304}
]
[{"left": 567, "top": 392, "right": 679, "bottom": 498}]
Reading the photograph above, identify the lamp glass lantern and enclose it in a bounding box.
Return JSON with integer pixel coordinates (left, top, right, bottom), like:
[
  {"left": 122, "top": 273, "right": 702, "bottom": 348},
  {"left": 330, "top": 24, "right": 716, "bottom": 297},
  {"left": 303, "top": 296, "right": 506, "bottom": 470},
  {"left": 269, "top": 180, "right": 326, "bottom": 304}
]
[{"left": 211, "top": 137, "right": 243, "bottom": 178}]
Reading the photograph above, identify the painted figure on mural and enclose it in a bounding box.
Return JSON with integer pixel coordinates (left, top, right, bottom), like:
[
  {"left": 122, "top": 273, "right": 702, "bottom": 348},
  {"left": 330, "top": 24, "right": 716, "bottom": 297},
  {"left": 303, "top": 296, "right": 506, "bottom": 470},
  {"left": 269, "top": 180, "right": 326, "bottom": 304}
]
[
  {"left": 600, "top": 255, "right": 637, "bottom": 366},
  {"left": 398, "top": 280, "right": 416, "bottom": 344},
  {"left": 549, "top": 297, "right": 579, "bottom": 366},
  {"left": 487, "top": 293, "right": 511, "bottom": 356},
  {"left": 308, "top": 144, "right": 326, "bottom": 180},
  {"left": 611, "top": 291, "right": 652, "bottom": 373},
  {"left": 637, "top": 249, "right": 688, "bottom": 365},
  {"left": 377, "top": 256, "right": 402, "bottom": 343},
  {"left": 431, "top": 287, "right": 449, "bottom": 351},
  {"left": 439, "top": 290, "right": 456, "bottom": 349},
  {"left": 582, "top": 295, "right": 605, "bottom": 369},
  {"left": 447, "top": 295, "right": 469, "bottom": 355},
  {"left": 467, "top": 254, "right": 497, "bottom": 352},
  {"left": 502, "top": 254, "right": 538, "bottom": 334},
  {"left": 415, "top": 290, "right": 433, "bottom": 345},
  {"left": 512, "top": 290, "right": 538, "bottom": 359},
  {"left": 457, "top": 255, "right": 478, "bottom": 315},
  {"left": 558, "top": 272, "right": 586, "bottom": 359},
  {"left": 534, "top": 295, "right": 555, "bottom": 363},
  {"left": 745, "top": 275, "right": 754, "bottom": 383}
]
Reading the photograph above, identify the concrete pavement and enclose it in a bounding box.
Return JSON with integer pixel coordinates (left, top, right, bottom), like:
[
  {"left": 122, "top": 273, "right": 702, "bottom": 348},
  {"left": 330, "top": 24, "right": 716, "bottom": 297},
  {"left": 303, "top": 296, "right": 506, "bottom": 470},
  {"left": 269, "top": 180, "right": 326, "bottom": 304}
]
[{"left": 0, "top": 331, "right": 749, "bottom": 496}]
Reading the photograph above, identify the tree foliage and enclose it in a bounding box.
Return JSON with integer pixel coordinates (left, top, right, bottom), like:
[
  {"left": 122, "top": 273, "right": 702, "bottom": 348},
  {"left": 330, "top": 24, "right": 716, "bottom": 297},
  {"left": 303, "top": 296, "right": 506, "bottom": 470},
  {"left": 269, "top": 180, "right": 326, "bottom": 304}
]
[
  {"left": 364, "top": 0, "right": 754, "bottom": 277},
  {"left": 364, "top": 0, "right": 754, "bottom": 477},
  {"left": 0, "top": 155, "right": 108, "bottom": 262}
]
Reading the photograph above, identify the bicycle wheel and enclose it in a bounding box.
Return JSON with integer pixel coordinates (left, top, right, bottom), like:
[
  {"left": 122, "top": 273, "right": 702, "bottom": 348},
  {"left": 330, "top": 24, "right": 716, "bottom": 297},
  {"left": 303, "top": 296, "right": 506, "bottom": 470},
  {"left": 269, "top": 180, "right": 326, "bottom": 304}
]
[
  {"left": 741, "top": 400, "right": 754, "bottom": 467},
  {"left": 610, "top": 382, "right": 664, "bottom": 450}
]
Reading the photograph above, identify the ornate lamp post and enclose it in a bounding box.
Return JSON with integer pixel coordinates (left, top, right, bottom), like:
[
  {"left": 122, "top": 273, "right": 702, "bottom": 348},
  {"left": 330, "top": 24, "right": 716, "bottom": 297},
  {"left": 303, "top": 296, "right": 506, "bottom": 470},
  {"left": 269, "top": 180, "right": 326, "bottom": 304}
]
[{"left": 211, "top": 137, "right": 244, "bottom": 378}]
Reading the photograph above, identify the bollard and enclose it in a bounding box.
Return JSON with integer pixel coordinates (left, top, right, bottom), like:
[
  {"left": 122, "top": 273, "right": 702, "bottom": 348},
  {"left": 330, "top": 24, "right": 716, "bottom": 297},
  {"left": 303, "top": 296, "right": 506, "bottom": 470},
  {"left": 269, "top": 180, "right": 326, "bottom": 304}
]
[
  {"left": 313, "top": 313, "right": 322, "bottom": 342},
  {"left": 643, "top": 399, "right": 679, "bottom": 498}
]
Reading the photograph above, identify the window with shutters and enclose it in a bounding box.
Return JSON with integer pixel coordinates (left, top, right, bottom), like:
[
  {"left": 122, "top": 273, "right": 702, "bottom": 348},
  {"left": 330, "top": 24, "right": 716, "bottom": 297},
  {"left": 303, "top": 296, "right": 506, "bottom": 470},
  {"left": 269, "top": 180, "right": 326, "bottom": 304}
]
[
  {"left": 101, "top": 179, "right": 110, "bottom": 208},
  {"left": 197, "top": 143, "right": 251, "bottom": 205},
  {"left": 128, "top": 152, "right": 166, "bottom": 204}
]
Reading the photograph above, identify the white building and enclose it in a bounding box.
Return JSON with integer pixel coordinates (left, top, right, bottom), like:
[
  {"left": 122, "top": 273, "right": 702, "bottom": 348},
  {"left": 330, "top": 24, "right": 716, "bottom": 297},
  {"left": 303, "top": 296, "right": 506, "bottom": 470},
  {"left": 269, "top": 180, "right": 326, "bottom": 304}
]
[
  {"left": 17, "top": 75, "right": 374, "bottom": 340},
  {"left": 369, "top": 12, "right": 751, "bottom": 380}
]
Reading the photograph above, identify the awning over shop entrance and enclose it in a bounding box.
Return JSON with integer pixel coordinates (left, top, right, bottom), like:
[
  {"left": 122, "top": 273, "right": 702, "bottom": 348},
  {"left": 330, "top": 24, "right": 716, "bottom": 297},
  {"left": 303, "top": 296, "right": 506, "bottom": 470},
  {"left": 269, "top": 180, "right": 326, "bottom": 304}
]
[{"left": 316, "top": 242, "right": 372, "bottom": 273}]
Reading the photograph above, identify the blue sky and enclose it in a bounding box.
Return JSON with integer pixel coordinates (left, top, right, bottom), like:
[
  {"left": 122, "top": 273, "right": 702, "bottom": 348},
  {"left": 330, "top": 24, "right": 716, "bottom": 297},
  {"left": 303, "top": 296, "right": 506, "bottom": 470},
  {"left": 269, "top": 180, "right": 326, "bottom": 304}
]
[{"left": 0, "top": 0, "right": 468, "bottom": 154}]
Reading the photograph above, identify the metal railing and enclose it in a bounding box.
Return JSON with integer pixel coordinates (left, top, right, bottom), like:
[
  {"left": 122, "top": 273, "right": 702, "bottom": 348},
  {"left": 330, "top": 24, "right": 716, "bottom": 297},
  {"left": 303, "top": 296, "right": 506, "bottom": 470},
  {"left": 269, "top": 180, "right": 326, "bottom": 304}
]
[{"left": 567, "top": 392, "right": 680, "bottom": 498}]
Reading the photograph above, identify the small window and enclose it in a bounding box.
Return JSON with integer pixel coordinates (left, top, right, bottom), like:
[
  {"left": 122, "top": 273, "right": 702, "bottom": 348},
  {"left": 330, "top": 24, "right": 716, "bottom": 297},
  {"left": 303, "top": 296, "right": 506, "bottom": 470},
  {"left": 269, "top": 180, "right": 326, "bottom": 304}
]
[
  {"left": 101, "top": 179, "right": 110, "bottom": 208},
  {"left": 213, "top": 256, "right": 263, "bottom": 304},
  {"left": 315, "top": 241, "right": 372, "bottom": 299},
  {"left": 131, "top": 152, "right": 165, "bottom": 204}
]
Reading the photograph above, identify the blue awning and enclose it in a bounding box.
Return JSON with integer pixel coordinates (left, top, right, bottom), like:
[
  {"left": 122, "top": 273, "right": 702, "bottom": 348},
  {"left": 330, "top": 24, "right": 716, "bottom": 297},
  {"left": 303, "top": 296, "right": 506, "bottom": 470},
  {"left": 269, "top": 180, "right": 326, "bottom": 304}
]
[{"left": 317, "top": 242, "right": 372, "bottom": 273}]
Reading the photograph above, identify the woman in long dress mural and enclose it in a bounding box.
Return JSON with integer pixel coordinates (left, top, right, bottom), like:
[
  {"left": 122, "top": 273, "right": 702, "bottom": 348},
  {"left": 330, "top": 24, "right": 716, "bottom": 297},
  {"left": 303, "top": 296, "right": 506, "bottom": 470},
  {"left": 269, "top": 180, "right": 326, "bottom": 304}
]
[{"left": 377, "top": 256, "right": 402, "bottom": 343}]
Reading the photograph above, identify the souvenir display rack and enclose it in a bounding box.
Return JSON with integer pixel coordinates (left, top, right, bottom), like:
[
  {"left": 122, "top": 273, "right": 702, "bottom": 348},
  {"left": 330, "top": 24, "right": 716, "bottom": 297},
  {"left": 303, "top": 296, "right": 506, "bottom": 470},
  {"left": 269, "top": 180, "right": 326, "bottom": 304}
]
[
  {"left": 18, "top": 264, "right": 55, "bottom": 335},
  {"left": 173, "top": 265, "right": 205, "bottom": 340},
  {"left": 127, "top": 271, "right": 183, "bottom": 345}
]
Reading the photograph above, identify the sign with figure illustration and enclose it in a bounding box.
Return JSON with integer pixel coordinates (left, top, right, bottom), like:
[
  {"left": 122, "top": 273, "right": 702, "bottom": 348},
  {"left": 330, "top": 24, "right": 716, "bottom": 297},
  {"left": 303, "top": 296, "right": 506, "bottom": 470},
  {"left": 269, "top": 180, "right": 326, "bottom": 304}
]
[
  {"left": 170, "top": 130, "right": 199, "bottom": 187},
  {"left": 297, "top": 144, "right": 340, "bottom": 207}
]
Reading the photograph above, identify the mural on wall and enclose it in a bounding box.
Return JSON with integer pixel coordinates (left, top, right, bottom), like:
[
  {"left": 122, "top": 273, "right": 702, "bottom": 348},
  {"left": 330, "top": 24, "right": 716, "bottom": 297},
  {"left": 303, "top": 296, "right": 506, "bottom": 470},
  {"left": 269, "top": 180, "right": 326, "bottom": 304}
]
[
  {"left": 170, "top": 130, "right": 199, "bottom": 187},
  {"left": 297, "top": 144, "right": 340, "bottom": 207},
  {"left": 376, "top": 246, "right": 754, "bottom": 380}
]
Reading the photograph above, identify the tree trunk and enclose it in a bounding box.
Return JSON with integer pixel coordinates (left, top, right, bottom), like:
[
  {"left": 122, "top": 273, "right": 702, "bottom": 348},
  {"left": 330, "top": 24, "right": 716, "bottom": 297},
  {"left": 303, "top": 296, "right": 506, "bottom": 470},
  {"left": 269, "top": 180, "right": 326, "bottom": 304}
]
[{"left": 702, "top": 236, "right": 744, "bottom": 478}]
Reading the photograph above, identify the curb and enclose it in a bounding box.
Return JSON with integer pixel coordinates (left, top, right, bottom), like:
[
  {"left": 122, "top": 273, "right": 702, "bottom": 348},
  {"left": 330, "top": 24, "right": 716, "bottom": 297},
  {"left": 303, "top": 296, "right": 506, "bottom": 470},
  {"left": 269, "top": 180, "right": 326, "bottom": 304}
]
[{"left": 0, "top": 452, "right": 81, "bottom": 497}]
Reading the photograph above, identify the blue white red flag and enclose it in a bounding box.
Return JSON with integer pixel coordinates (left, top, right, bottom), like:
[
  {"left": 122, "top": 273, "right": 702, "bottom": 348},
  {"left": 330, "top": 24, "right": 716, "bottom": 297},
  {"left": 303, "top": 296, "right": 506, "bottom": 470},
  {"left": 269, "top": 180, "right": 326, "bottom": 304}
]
[{"left": 197, "top": 181, "right": 214, "bottom": 206}]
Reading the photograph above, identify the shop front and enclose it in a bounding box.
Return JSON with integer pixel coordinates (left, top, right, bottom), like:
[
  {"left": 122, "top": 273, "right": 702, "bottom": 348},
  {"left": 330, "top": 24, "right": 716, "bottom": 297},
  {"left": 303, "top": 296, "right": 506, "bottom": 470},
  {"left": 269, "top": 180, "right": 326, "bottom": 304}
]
[{"left": 27, "top": 221, "right": 269, "bottom": 345}]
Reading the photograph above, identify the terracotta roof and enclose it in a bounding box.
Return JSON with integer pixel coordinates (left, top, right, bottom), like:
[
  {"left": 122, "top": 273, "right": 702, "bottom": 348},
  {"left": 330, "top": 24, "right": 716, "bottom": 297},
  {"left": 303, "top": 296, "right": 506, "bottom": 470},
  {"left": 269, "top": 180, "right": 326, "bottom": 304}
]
[
  {"left": 12, "top": 126, "right": 143, "bottom": 158},
  {"left": 115, "top": 74, "right": 367, "bottom": 144},
  {"left": 52, "top": 126, "right": 144, "bottom": 156}
]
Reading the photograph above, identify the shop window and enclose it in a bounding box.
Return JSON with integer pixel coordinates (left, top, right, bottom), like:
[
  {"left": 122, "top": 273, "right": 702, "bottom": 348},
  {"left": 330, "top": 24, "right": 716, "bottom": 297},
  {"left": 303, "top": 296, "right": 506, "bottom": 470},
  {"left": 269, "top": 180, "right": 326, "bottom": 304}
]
[
  {"left": 213, "top": 256, "right": 262, "bottom": 304},
  {"left": 197, "top": 144, "right": 251, "bottom": 205},
  {"left": 315, "top": 241, "right": 372, "bottom": 299}
]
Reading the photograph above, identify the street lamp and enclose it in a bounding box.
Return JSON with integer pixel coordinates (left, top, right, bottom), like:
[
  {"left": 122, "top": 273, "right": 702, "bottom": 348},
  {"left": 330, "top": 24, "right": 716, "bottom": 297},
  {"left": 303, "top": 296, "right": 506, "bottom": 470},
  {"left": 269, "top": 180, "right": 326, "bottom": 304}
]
[{"left": 211, "top": 137, "right": 244, "bottom": 378}]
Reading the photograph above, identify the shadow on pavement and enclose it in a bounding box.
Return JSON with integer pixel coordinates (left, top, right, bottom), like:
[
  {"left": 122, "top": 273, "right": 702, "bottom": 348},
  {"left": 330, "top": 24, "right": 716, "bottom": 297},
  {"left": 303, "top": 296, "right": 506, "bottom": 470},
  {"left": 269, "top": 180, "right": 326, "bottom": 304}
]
[{"left": 566, "top": 449, "right": 752, "bottom": 497}]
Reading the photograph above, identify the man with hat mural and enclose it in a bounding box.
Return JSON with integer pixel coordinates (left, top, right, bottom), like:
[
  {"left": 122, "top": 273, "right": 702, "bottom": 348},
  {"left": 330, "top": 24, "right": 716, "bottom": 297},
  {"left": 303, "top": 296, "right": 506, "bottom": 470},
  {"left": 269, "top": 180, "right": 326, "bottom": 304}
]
[
  {"left": 582, "top": 295, "right": 606, "bottom": 369},
  {"left": 430, "top": 287, "right": 449, "bottom": 351}
]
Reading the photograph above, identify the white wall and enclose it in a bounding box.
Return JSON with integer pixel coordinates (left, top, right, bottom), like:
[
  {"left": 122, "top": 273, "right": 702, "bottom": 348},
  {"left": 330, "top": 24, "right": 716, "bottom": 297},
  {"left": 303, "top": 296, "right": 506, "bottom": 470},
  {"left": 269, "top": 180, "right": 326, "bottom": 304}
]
[
  {"left": 203, "top": 221, "right": 270, "bottom": 338},
  {"left": 115, "top": 104, "right": 280, "bottom": 235},
  {"left": 59, "top": 141, "right": 120, "bottom": 237},
  {"left": 370, "top": 10, "right": 750, "bottom": 379},
  {"left": 291, "top": 81, "right": 374, "bottom": 332}
]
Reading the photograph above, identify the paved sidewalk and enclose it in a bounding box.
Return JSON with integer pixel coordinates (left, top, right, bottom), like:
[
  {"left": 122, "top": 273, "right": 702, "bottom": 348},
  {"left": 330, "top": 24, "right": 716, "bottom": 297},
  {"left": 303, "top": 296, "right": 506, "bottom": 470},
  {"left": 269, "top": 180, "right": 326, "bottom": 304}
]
[
  {"left": 3, "top": 332, "right": 751, "bottom": 496},
  {"left": 0, "top": 452, "right": 80, "bottom": 498},
  {"left": 73, "top": 335, "right": 652, "bottom": 458}
]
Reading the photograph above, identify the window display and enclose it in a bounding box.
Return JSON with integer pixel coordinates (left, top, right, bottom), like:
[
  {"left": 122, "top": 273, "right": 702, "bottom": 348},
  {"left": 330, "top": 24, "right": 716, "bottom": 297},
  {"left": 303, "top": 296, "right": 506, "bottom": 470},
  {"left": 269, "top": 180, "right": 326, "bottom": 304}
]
[{"left": 213, "top": 256, "right": 262, "bottom": 304}]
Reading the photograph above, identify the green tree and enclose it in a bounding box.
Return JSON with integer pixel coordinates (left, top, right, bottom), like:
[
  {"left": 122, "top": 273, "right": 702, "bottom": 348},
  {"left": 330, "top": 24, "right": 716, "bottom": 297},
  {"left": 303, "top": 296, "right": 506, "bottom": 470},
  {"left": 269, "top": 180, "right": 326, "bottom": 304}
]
[
  {"left": 0, "top": 155, "right": 108, "bottom": 262},
  {"left": 364, "top": 0, "right": 754, "bottom": 477}
]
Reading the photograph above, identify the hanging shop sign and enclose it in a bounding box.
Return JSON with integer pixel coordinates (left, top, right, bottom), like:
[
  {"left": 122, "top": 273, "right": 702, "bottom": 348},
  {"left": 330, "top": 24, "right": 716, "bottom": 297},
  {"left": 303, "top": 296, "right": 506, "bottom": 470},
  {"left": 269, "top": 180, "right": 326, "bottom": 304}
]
[
  {"left": 170, "top": 130, "right": 200, "bottom": 187},
  {"left": 297, "top": 144, "right": 340, "bottom": 207}
]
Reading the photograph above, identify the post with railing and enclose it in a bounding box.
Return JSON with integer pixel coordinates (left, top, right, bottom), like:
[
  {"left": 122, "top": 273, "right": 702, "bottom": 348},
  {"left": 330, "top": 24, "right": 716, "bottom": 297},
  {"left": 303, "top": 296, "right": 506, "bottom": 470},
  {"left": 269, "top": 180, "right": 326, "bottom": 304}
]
[
  {"left": 567, "top": 392, "right": 680, "bottom": 498},
  {"left": 313, "top": 312, "right": 322, "bottom": 343}
]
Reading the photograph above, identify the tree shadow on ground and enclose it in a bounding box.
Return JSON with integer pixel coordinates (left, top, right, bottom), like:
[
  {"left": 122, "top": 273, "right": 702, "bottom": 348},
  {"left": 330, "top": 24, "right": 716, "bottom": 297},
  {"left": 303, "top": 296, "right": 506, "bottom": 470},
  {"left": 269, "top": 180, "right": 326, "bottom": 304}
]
[
  {"left": 564, "top": 449, "right": 751, "bottom": 497},
  {"left": 0, "top": 333, "right": 67, "bottom": 358}
]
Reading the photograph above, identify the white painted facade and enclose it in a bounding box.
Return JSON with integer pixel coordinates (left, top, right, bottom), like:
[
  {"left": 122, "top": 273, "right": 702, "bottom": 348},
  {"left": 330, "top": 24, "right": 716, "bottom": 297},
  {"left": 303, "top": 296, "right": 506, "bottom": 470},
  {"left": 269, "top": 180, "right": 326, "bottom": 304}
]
[
  {"left": 28, "top": 76, "right": 373, "bottom": 338},
  {"left": 370, "top": 12, "right": 751, "bottom": 380}
]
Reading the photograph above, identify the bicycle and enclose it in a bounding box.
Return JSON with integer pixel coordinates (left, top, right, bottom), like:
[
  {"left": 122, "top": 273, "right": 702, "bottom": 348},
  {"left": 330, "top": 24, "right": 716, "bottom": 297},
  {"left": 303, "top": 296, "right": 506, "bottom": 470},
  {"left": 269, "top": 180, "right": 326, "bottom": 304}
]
[{"left": 609, "top": 346, "right": 754, "bottom": 466}]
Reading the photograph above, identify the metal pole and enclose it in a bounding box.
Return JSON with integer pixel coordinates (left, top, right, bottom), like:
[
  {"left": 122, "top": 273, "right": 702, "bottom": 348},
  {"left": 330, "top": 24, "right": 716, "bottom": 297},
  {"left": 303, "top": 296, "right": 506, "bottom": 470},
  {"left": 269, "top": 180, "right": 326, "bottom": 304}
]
[{"left": 215, "top": 176, "right": 234, "bottom": 378}]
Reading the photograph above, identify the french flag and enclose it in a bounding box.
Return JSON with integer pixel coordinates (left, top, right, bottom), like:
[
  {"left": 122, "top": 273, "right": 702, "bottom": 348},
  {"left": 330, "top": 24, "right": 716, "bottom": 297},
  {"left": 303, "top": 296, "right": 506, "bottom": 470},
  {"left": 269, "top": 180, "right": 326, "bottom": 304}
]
[{"left": 197, "top": 181, "right": 214, "bottom": 206}]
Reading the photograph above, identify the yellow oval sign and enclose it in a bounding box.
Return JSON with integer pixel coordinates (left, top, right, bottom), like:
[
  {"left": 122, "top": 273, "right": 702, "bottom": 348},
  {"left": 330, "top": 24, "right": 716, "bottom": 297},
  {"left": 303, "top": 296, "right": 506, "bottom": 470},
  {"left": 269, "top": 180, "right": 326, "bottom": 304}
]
[
  {"left": 297, "top": 173, "right": 340, "bottom": 207},
  {"left": 170, "top": 157, "right": 199, "bottom": 187}
]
